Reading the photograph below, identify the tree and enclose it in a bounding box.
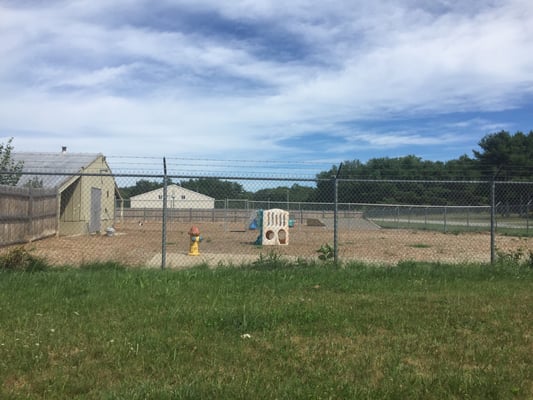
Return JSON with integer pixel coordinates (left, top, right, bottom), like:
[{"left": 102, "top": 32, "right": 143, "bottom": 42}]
[
  {"left": 287, "top": 183, "right": 315, "bottom": 203},
  {"left": 180, "top": 178, "right": 249, "bottom": 200},
  {"left": 473, "top": 130, "right": 533, "bottom": 180},
  {"left": 23, "top": 177, "right": 44, "bottom": 188},
  {"left": 119, "top": 179, "right": 167, "bottom": 200},
  {"left": 0, "top": 137, "right": 24, "bottom": 185},
  {"left": 473, "top": 130, "right": 533, "bottom": 213}
]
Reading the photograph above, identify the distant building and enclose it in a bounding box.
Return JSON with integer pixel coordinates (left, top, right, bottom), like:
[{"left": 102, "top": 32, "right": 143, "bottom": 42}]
[
  {"left": 130, "top": 184, "right": 215, "bottom": 209},
  {"left": 13, "top": 150, "right": 119, "bottom": 235}
]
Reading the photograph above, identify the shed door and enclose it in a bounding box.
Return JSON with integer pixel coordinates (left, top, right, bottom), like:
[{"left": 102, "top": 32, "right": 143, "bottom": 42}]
[{"left": 89, "top": 187, "right": 101, "bottom": 233}]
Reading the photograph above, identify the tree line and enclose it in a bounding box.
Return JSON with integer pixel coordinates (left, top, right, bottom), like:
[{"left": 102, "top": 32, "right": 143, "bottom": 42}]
[
  {"left": 118, "top": 130, "right": 533, "bottom": 207},
  {"left": 314, "top": 130, "right": 533, "bottom": 206}
]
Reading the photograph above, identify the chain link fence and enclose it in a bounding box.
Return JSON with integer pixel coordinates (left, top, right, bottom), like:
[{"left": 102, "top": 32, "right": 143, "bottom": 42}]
[{"left": 2, "top": 167, "right": 533, "bottom": 268}]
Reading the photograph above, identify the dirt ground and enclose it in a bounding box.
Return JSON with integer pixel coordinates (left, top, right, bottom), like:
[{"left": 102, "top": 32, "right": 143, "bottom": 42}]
[{"left": 5, "top": 221, "right": 533, "bottom": 268}]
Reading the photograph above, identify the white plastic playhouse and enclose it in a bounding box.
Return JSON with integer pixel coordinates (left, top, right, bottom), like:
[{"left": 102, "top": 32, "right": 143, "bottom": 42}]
[{"left": 253, "top": 208, "right": 289, "bottom": 245}]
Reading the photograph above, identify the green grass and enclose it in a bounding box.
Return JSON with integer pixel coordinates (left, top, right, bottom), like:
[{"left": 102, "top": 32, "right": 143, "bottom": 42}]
[
  {"left": 408, "top": 243, "right": 432, "bottom": 249},
  {"left": 374, "top": 219, "right": 533, "bottom": 236},
  {"left": 371, "top": 212, "right": 533, "bottom": 236},
  {"left": 374, "top": 219, "right": 483, "bottom": 233},
  {"left": 1, "top": 261, "right": 533, "bottom": 399}
]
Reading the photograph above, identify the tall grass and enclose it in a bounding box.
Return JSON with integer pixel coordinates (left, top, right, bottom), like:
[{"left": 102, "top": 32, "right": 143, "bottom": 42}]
[{"left": 1, "top": 261, "right": 532, "bottom": 399}]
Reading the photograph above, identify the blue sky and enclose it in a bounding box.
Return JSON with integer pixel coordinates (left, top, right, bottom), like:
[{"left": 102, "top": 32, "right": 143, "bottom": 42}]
[{"left": 1, "top": 0, "right": 532, "bottom": 173}]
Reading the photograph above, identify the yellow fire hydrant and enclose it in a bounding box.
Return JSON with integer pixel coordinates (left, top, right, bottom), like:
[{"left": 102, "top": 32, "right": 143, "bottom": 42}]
[{"left": 188, "top": 226, "right": 202, "bottom": 256}]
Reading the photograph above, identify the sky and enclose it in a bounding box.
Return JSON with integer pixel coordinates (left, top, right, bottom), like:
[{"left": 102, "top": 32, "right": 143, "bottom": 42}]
[{"left": 1, "top": 0, "right": 533, "bottom": 175}]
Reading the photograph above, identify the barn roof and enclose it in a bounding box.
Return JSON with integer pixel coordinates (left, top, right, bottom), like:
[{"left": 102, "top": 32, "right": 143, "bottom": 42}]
[{"left": 13, "top": 152, "right": 104, "bottom": 189}]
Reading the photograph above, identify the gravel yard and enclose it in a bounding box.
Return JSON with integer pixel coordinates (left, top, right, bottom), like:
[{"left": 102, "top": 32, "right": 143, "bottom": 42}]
[{"left": 4, "top": 220, "right": 533, "bottom": 268}]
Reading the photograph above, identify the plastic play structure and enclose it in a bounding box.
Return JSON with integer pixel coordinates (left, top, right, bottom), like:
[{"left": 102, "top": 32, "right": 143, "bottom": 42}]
[{"left": 252, "top": 209, "right": 289, "bottom": 246}]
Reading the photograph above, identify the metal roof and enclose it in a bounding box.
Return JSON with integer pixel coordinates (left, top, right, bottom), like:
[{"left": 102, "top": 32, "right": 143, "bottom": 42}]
[{"left": 13, "top": 152, "right": 103, "bottom": 189}]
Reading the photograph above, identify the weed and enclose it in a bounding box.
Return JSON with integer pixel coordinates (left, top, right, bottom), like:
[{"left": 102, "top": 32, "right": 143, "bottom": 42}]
[
  {"left": 0, "top": 246, "right": 48, "bottom": 272},
  {"left": 252, "top": 251, "right": 290, "bottom": 269},
  {"left": 496, "top": 248, "right": 533, "bottom": 269},
  {"left": 79, "top": 261, "right": 127, "bottom": 271},
  {"left": 316, "top": 243, "right": 334, "bottom": 262},
  {"left": 409, "top": 243, "right": 431, "bottom": 248}
]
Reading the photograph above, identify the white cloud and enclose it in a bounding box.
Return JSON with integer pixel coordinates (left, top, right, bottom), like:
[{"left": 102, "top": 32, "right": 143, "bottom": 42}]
[{"left": 0, "top": 0, "right": 532, "bottom": 162}]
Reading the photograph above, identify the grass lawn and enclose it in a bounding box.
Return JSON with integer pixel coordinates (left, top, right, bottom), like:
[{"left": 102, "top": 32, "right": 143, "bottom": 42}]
[
  {"left": 374, "top": 216, "right": 533, "bottom": 236},
  {"left": 1, "top": 259, "right": 532, "bottom": 399}
]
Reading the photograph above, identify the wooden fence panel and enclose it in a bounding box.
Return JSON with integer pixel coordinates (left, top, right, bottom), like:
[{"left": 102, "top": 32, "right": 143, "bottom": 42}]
[{"left": 0, "top": 185, "right": 58, "bottom": 246}]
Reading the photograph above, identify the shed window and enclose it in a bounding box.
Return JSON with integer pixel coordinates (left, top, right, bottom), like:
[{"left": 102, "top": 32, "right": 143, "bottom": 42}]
[{"left": 181, "top": 195, "right": 186, "bottom": 200}]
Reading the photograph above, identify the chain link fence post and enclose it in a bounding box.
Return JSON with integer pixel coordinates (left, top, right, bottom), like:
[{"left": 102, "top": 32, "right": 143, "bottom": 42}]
[
  {"left": 161, "top": 157, "right": 168, "bottom": 270},
  {"left": 333, "top": 163, "right": 342, "bottom": 265},
  {"left": 490, "top": 179, "right": 496, "bottom": 265}
]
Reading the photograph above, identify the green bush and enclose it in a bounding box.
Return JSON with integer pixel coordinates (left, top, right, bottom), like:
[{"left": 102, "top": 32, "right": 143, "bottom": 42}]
[{"left": 0, "top": 246, "right": 48, "bottom": 272}]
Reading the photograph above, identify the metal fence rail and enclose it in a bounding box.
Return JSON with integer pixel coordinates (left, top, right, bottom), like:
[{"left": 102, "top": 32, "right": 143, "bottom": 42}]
[{"left": 2, "top": 170, "right": 533, "bottom": 268}]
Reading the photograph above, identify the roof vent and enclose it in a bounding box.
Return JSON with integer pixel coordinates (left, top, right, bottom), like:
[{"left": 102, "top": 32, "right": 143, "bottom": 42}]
[{"left": 61, "top": 146, "right": 67, "bottom": 154}]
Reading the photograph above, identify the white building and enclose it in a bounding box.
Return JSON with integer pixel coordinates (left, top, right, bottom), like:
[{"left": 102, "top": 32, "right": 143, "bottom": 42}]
[{"left": 130, "top": 184, "right": 215, "bottom": 209}]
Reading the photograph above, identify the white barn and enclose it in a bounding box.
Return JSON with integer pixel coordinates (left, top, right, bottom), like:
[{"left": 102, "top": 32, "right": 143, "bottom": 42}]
[{"left": 130, "top": 184, "right": 215, "bottom": 209}]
